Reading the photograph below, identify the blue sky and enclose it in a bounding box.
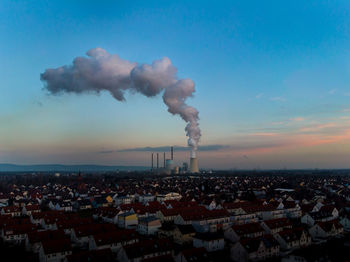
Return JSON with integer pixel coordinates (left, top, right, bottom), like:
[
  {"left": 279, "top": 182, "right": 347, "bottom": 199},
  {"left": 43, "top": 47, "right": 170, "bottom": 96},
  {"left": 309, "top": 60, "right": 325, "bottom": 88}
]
[{"left": 1, "top": 0, "right": 350, "bottom": 169}]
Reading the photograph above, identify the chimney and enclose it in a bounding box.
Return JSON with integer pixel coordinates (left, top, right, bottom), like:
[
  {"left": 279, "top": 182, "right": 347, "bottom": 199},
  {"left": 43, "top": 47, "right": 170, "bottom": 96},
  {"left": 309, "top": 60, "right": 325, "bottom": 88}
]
[
  {"left": 171, "top": 146, "right": 173, "bottom": 160},
  {"left": 163, "top": 152, "right": 166, "bottom": 168},
  {"left": 157, "top": 153, "right": 159, "bottom": 169},
  {"left": 151, "top": 153, "right": 154, "bottom": 170}
]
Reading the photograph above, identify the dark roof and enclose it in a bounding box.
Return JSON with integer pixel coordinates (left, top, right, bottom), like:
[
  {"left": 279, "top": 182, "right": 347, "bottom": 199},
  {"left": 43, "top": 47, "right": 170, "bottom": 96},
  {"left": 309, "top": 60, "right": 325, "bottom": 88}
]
[
  {"left": 193, "top": 232, "right": 224, "bottom": 241},
  {"left": 124, "top": 239, "right": 173, "bottom": 259},
  {"left": 93, "top": 229, "right": 138, "bottom": 246},
  {"left": 177, "top": 225, "right": 196, "bottom": 235},
  {"left": 142, "top": 254, "right": 174, "bottom": 262},
  {"left": 66, "top": 248, "right": 115, "bottom": 262},
  {"left": 232, "top": 222, "right": 265, "bottom": 236},
  {"left": 42, "top": 239, "right": 72, "bottom": 254},
  {"left": 181, "top": 247, "right": 210, "bottom": 262},
  {"left": 27, "top": 229, "right": 67, "bottom": 244},
  {"left": 264, "top": 218, "right": 292, "bottom": 229}
]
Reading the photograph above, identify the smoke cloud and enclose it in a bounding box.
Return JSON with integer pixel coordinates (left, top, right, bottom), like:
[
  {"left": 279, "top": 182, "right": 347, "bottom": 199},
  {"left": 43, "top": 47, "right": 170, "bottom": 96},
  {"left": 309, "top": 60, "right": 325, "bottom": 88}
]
[{"left": 41, "top": 48, "right": 201, "bottom": 153}]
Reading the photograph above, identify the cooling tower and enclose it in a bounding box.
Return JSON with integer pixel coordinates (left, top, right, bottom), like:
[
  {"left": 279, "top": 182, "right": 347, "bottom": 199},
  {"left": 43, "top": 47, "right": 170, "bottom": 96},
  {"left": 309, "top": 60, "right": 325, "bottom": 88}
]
[
  {"left": 165, "top": 159, "right": 174, "bottom": 174},
  {"left": 190, "top": 157, "right": 199, "bottom": 173}
]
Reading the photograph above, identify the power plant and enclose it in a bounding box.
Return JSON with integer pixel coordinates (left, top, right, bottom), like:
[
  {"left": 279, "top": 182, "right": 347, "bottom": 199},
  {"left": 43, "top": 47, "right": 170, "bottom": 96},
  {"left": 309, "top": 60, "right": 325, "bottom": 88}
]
[
  {"left": 150, "top": 146, "right": 199, "bottom": 174},
  {"left": 190, "top": 157, "right": 199, "bottom": 173}
]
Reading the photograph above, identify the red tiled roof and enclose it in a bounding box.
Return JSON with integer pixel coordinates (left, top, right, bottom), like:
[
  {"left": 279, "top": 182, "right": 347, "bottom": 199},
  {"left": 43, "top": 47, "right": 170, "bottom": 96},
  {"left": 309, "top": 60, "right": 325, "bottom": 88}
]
[
  {"left": 179, "top": 209, "right": 229, "bottom": 221},
  {"left": 264, "top": 218, "right": 292, "bottom": 229},
  {"left": 181, "top": 247, "right": 208, "bottom": 262},
  {"left": 66, "top": 248, "right": 114, "bottom": 262},
  {"left": 124, "top": 239, "right": 173, "bottom": 259},
  {"left": 164, "top": 200, "right": 198, "bottom": 208},
  {"left": 2, "top": 206, "right": 21, "bottom": 213},
  {"left": 27, "top": 229, "right": 67, "bottom": 244},
  {"left": 74, "top": 224, "right": 117, "bottom": 238},
  {"left": 318, "top": 219, "right": 343, "bottom": 232},
  {"left": 161, "top": 206, "right": 206, "bottom": 217},
  {"left": 25, "top": 204, "right": 41, "bottom": 211},
  {"left": 42, "top": 239, "right": 72, "bottom": 255},
  {"left": 3, "top": 224, "right": 37, "bottom": 236},
  {"left": 232, "top": 222, "right": 265, "bottom": 236},
  {"left": 142, "top": 254, "right": 174, "bottom": 262},
  {"left": 56, "top": 218, "right": 93, "bottom": 230},
  {"left": 93, "top": 229, "right": 138, "bottom": 246}
]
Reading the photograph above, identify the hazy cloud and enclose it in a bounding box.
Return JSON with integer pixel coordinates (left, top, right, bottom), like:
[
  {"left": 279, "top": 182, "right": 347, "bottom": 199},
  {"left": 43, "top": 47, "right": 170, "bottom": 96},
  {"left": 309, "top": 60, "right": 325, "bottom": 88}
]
[
  {"left": 290, "top": 117, "right": 305, "bottom": 122},
  {"left": 328, "top": 89, "right": 337, "bottom": 95},
  {"left": 270, "top": 97, "right": 286, "bottom": 102},
  {"left": 116, "top": 145, "right": 229, "bottom": 152}
]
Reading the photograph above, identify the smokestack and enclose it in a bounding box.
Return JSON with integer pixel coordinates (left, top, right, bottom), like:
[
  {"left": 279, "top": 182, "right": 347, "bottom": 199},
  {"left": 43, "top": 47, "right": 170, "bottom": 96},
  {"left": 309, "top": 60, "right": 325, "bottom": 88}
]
[
  {"left": 171, "top": 146, "right": 173, "bottom": 160},
  {"left": 189, "top": 150, "right": 199, "bottom": 173},
  {"left": 157, "top": 153, "right": 159, "bottom": 169},
  {"left": 151, "top": 153, "right": 154, "bottom": 170},
  {"left": 163, "top": 152, "right": 166, "bottom": 168}
]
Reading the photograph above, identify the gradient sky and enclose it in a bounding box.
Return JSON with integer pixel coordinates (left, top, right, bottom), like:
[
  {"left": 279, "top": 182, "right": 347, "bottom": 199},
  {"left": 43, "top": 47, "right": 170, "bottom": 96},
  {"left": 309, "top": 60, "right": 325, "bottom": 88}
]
[{"left": 1, "top": 0, "right": 350, "bottom": 169}]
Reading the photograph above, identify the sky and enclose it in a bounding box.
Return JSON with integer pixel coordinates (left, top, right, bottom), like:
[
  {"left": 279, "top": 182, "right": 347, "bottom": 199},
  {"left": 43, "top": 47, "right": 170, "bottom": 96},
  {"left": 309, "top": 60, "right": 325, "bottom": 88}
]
[{"left": 1, "top": 0, "right": 350, "bottom": 169}]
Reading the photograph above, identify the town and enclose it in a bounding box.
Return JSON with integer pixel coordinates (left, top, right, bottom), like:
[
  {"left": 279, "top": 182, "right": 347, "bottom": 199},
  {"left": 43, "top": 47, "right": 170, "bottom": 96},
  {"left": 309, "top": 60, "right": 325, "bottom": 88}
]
[{"left": 0, "top": 171, "right": 349, "bottom": 262}]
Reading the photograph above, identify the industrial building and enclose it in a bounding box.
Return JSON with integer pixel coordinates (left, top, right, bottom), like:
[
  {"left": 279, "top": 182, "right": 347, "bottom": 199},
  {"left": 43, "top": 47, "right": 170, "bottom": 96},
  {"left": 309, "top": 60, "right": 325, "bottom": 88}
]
[{"left": 150, "top": 146, "right": 199, "bottom": 174}]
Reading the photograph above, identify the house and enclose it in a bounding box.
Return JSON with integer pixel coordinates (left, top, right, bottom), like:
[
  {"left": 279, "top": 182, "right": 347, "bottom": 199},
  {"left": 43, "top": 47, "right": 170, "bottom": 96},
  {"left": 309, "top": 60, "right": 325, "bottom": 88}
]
[
  {"left": 114, "top": 195, "right": 134, "bottom": 206},
  {"left": 225, "top": 222, "right": 265, "bottom": 243},
  {"left": 56, "top": 218, "right": 93, "bottom": 235},
  {"left": 261, "top": 218, "right": 292, "bottom": 234},
  {"left": 89, "top": 229, "right": 138, "bottom": 252},
  {"left": 230, "top": 235, "right": 280, "bottom": 262},
  {"left": 75, "top": 199, "right": 92, "bottom": 210},
  {"left": 301, "top": 208, "right": 338, "bottom": 227},
  {"left": 223, "top": 202, "right": 248, "bottom": 215},
  {"left": 65, "top": 248, "right": 114, "bottom": 262},
  {"left": 1, "top": 206, "right": 21, "bottom": 217},
  {"left": 202, "top": 199, "right": 218, "bottom": 210},
  {"left": 117, "top": 239, "right": 173, "bottom": 262},
  {"left": 157, "top": 208, "right": 180, "bottom": 223},
  {"left": 274, "top": 228, "right": 311, "bottom": 250},
  {"left": 283, "top": 201, "right": 302, "bottom": 219},
  {"left": 138, "top": 194, "right": 155, "bottom": 204},
  {"left": 281, "top": 255, "right": 308, "bottom": 262},
  {"left": 231, "top": 212, "right": 259, "bottom": 225},
  {"left": 340, "top": 215, "right": 350, "bottom": 231},
  {"left": 173, "top": 225, "right": 196, "bottom": 245},
  {"left": 39, "top": 239, "right": 72, "bottom": 262},
  {"left": 319, "top": 206, "right": 339, "bottom": 218},
  {"left": 157, "top": 223, "right": 177, "bottom": 239},
  {"left": 175, "top": 247, "right": 210, "bottom": 262},
  {"left": 300, "top": 213, "right": 315, "bottom": 227},
  {"left": 309, "top": 219, "right": 344, "bottom": 239},
  {"left": 260, "top": 203, "right": 286, "bottom": 221},
  {"left": 156, "top": 192, "right": 182, "bottom": 202},
  {"left": 174, "top": 209, "right": 230, "bottom": 232},
  {"left": 2, "top": 224, "right": 37, "bottom": 244},
  {"left": 56, "top": 201, "right": 73, "bottom": 212},
  {"left": 118, "top": 211, "right": 138, "bottom": 228},
  {"left": 26, "top": 229, "right": 67, "bottom": 253},
  {"left": 193, "top": 232, "right": 225, "bottom": 252},
  {"left": 137, "top": 216, "right": 161, "bottom": 235},
  {"left": 71, "top": 224, "right": 116, "bottom": 246},
  {"left": 22, "top": 204, "right": 41, "bottom": 216},
  {"left": 30, "top": 211, "right": 64, "bottom": 226},
  {"left": 94, "top": 207, "right": 122, "bottom": 224}
]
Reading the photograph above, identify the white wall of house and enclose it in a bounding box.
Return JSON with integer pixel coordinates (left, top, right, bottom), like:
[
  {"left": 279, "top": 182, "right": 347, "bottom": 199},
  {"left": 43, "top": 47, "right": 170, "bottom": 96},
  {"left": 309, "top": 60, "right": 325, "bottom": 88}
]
[{"left": 193, "top": 237, "right": 224, "bottom": 252}]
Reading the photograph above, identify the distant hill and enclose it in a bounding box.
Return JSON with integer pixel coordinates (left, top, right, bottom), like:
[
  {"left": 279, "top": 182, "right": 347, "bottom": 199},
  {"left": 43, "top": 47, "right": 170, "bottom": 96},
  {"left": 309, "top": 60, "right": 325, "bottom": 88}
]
[{"left": 0, "top": 164, "right": 149, "bottom": 172}]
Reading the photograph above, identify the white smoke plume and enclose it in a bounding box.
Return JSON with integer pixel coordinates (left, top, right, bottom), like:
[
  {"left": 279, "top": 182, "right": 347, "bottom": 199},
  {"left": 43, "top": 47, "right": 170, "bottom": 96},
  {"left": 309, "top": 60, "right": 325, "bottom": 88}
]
[{"left": 41, "top": 48, "right": 201, "bottom": 154}]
